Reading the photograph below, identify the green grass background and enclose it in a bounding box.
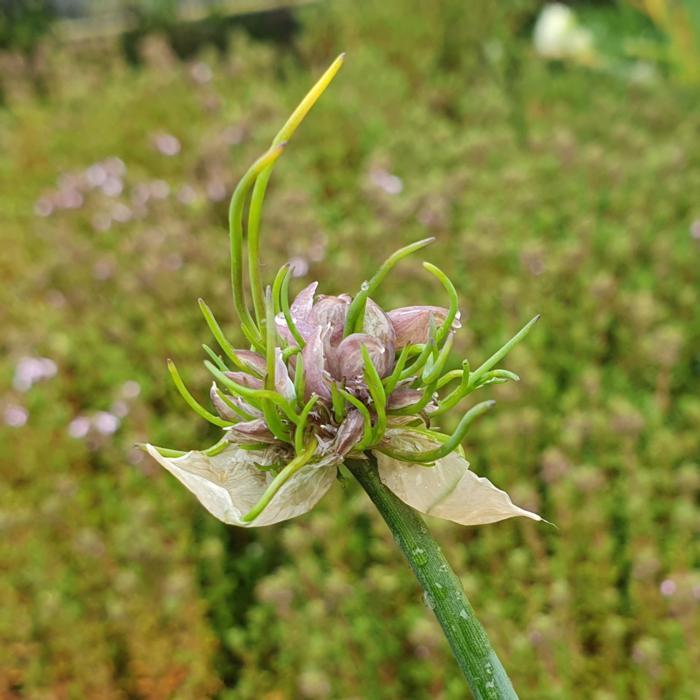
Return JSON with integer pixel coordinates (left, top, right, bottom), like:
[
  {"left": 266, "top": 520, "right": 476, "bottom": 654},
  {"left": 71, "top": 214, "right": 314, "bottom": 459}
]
[{"left": 1, "top": 1, "right": 699, "bottom": 698}]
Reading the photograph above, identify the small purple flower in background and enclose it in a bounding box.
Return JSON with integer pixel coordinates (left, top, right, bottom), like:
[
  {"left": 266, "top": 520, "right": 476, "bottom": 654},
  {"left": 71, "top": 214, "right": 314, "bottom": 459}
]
[
  {"left": 369, "top": 166, "right": 404, "bottom": 195},
  {"left": 13, "top": 356, "right": 58, "bottom": 392},
  {"left": 152, "top": 132, "right": 181, "bottom": 157},
  {"left": 4, "top": 403, "right": 28, "bottom": 428}
]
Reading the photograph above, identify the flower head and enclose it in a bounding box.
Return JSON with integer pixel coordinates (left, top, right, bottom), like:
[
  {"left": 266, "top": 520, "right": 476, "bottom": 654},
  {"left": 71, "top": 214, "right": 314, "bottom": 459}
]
[{"left": 145, "top": 55, "right": 541, "bottom": 528}]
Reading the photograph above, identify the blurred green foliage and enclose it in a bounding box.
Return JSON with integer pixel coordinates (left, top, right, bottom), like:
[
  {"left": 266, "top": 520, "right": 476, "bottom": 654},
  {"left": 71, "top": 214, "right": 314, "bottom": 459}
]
[{"left": 1, "top": 1, "right": 699, "bottom": 698}]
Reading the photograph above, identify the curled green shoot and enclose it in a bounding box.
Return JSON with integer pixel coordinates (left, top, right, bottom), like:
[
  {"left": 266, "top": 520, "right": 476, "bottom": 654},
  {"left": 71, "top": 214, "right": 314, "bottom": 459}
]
[
  {"left": 331, "top": 382, "right": 346, "bottom": 422},
  {"left": 361, "top": 346, "right": 387, "bottom": 445},
  {"left": 272, "top": 263, "right": 289, "bottom": 316},
  {"left": 215, "top": 385, "right": 257, "bottom": 421},
  {"left": 468, "top": 315, "right": 540, "bottom": 386},
  {"left": 400, "top": 317, "right": 438, "bottom": 381},
  {"left": 344, "top": 237, "right": 435, "bottom": 336},
  {"left": 388, "top": 378, "right": 438, "bottom": 417},
  {"left": 202, "top": 344, "right": 228, "bottom": 372},
  {"left": 228, "top": 143, "right": 286, "bottom": 349},
  {"left": 295, "top": 394, "right": 320, "bottom": 454},
  {"left": 167, "top": 359, "right": 233, "bottom": 428},
  {"left": 339, "top": 389, "right": 374, "bottom": 451},
  {"left": 241, "top": 439, "right": 318, "bottom": 523},
  {"left": 383, "top": 344, "right": 411, "bottom": 396},
  {"left": 247, "top": 54, "right": 346, "bottom": 326},
  {"left": 204, "top": 360, "right": 299, "bottom": 425},
  {"left": 293, "top": 353, "right": 305, "bottom": 408},
  {"left": 198, "top": 298, "right": 263, "bottom": 377},
  {"left": 145, "top": 435, "right": 230, "bottom": 459},
  {"left": 378, "top": 400, "right": 496, "bottom": 463},
  {"left": 280, "top": 266, "right": 306, "bottom": 348},
  {"left": 431, "top": 360, "right": 471, "bottom": 417},
  {"left": 422, "top": 262, "right": 459, "bottom": 345},
  {"left": 422, "top": 333, "right": 454, "bottom": 385}
]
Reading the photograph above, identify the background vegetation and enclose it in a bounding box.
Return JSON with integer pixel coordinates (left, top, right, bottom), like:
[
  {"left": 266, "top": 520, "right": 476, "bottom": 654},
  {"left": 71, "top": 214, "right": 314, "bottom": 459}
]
[{"left": 1, "top": 1, "right": 699, "bottom": 698}]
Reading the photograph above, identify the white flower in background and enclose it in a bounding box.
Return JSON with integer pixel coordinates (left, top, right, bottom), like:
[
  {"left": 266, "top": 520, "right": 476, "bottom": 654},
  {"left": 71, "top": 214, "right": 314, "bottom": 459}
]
[{"left": 533, "top": 3, "right": 594, "bottom": 63}]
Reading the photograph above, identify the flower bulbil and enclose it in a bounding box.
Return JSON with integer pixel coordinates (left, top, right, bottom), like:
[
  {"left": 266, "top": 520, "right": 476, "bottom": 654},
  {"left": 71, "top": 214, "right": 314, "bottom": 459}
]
[{"left": 146, "top": 55, "right": 541, "bottom": 528}]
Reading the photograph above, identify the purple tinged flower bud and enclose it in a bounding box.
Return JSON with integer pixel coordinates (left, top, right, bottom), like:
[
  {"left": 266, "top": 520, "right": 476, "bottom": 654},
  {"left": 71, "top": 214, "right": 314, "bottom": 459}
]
[
  {"left": 332, "top": 409, "right": 366, "bottom": 456},
  {"left": 387, "top": 386, "right": 425, "bottom": 410},
  {"left": 225, "top": 371, "right": 264, "bottom": 389},
  {"left": 334, "top": 333, "right": 392, "bottom": 381},
  {"left": 230, "top": 418, "right": 277, "bottom": 443},
  {"left": 308, "top": 294, "right": 350, "bottom": 346},
  {"left": 274, "top": 348, "right": 296, "bottom": 402},
  {"left": 302, "top": 326, "right": 333, "bottom": 400},
  {"left": 235, "top": 350, "right": 267, "bottom": 375},
  {"left": 210, "top": 383, "right": 239, "bottom": 421},
  {"left": 363, "top": 298, "right": 396, "bottom": 350},
  {"left": 275, "top": 281, "right": 318, "bottom": 344},
  {"left": 387, "top": 306, "right": 451, "bottom": 347}
]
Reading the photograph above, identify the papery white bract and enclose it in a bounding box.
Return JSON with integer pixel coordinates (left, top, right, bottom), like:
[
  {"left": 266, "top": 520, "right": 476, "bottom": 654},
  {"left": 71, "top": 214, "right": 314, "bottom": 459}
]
[
  {"left": 377, "top": 431, "right": 540, "bottom": 526},
  {"left": 146, "top": 444, "right": 336, "bottom": 527}
]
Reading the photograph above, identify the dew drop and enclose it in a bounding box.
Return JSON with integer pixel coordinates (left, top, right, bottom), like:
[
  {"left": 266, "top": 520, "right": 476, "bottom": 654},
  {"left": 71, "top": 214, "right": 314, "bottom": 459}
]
[{"left": 412, "top": 547, "right": 428, "bottom": 567}]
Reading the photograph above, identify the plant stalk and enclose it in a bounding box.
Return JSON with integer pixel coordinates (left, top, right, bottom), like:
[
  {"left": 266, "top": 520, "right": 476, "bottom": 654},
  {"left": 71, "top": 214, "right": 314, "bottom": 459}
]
[{"left": 346, "top": 454, "right": 519, "bottom": 700}]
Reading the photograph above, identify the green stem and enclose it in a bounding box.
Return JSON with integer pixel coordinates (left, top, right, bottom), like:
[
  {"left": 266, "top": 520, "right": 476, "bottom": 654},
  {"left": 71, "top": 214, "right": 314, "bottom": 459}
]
[{"left": 346, "top": 454, "right": 519, "bottom": 700}]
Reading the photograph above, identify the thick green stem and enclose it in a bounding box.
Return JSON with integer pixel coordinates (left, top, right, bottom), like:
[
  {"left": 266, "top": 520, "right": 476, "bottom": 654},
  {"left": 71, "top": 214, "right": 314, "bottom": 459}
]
[{"left": 346, "top": 454, "right": 519, "bottom": 700}]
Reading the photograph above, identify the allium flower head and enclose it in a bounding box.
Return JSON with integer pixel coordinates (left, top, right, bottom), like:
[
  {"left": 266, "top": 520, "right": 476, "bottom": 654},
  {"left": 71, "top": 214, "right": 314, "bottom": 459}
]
[{"left": 145, "top": 55, "right": 541, "bottom": 528}]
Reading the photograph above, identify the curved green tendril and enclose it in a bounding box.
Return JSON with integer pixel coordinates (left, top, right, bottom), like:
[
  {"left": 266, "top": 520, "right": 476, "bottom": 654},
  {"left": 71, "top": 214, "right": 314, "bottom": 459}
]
[
  {"left": 383, "top": 344, "right": 411, "bottom": 395},
  {"left": 361, "top": 346, "right": 387, "bottom": 445},
  {"left": 280, "top": 266, "right": 306, "bottom": 348},
  {"left": 247, "top": 54, "right": 346, "bottom": 326},
  {"left": 215, "top": 385, "right": 256, "bottom": 421},
  {"left": 378, "top": 400, "right": 496, "bottom": 463},
  {"left": 293, "top": 353, "right": 305, "bottom": 408},
  {"left": 295, "top": 394, "right": 320, "bottom": 454},
  {"left": 228, "top": 144, "right": 286, "bottom": 349},
  {"left": 198, "top": 298, "right": 263, "bottom": 377},
  {"left": 388, "top": 378, "right": 438, "bottom": 417},
  {"left": 272, "top": 263, "right": 289, "bottom": 316},
  {"left": 468, "top": 315, "right": 540, "bottom": 385},
  {"left": 430, "top": 360, "right": 471, "bottom": 417},
  {"left": 331, "top": 382, "right": 346, "bottom": 423},
  {"left": 339, "top": 389, "right": 374, "bottom": 451},
  {"left": 422, "top": 333, "right": 454, "bottom": 385},
  {"left": 422, "top": 262, "right": 459, "bottom": 345},
  {"left": 241, "top": 440, "right": 318, "bottom": 523},
  {"left": 344, "top": 237, "right": 435, "bottom": 337},
  {"left": 400, "top": 318, "right": 438, "bottom": 381},
  {"left": 204, "top": 360, "right": 300, "bottom": 425},
  {"left": 145, "top": 435, "right": 230, "bottom": 459},
  {"left": 202, "top": 344, "right": 228, "bottom": 372},
  {"left": 167, "top": 359, "right": 233, "bottom": 428}
]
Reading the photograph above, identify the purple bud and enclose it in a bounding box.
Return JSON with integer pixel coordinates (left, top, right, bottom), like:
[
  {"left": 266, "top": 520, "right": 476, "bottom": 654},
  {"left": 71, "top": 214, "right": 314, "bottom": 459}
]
[
  {"left": 363, "top": 298, "right": 396, "bottom": 350},
  {"left": 387, "top": 306, "right": 451, "bottom": 347},
  {"left": 291, "top": 281, "right": 318, "bottom": 321},
  {"left": 230, "top": 418, "right": 277, "bottom": 443},
  {"left": 234, "top": 350, "right": 267, "bottom": 375},
  {"left": 210, "top": 383, "right": 239, "bottom": 421},
  {"left": 275, "top": 281, "right": 319, "bottom": 345},
  {"left": 308, "top": 294, "right": 350, "bottom": 346},
  {"left": 302, "top": 326, "right": 332, "bottom": 400},
  {"left": 387, "top": 386, "right": 425, "bottom": 410},
  {"left": 332, "top": 409, "right": 366, "bottom": 456},
  {"left": 274, "top": 348, "right": 296, "bottom": 402},
  {"left": 225, "top": 371, "right": 264, "bottom": 390},
  {"left": 334, "top": 333, "right": 392, "bottom": 381}
]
